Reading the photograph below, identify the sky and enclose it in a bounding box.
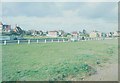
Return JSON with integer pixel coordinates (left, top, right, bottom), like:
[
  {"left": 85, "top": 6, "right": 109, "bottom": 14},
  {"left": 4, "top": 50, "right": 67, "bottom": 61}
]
[{"left": 1, "top": 2, "right": 118, "bottom": 33}]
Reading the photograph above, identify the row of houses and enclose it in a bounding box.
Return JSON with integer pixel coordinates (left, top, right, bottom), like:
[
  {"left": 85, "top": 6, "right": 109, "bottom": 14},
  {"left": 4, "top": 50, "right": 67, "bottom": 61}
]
[
  {"left": 26, "top": 29, "right": 67, "bottom": 37},
  {"left": 0, "top": 22, "right": 25, "bottom": 36},
  {"left": 0, "top": 22, "right": 18, "bottom": 33},
  {"left": 46, "top": 30, "right": 120, "bottom": 38},
  {"left": 89, "top": 30, "right": 120, "bottom": 38},
  {"left": 0, "top": 22, "right": 120, "bottom": 38}
]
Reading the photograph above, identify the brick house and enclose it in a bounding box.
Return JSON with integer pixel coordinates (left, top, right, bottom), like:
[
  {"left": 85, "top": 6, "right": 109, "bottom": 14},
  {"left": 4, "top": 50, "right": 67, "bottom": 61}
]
[{"left": 2, "top": 24, "right": 11, "bottom": 32}]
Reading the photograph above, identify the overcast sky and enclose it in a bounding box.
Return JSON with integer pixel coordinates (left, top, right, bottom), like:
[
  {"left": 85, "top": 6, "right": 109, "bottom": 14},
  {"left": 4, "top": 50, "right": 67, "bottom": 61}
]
[{"left": 1, "top": 2, "right": 118, "bottom": 33}]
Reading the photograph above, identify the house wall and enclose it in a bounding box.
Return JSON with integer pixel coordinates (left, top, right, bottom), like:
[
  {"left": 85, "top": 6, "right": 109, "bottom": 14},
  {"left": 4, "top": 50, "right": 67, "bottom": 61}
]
[
  {"left": 113, "top": 31, "right": 118, "bottom": 37},
  {"left": 47, "top": 31, "right": 58, "bottom": 37},
  {"left": 3, "top": 25, "right": 11, "bottom": 32},
  {"left": 89, "top": 32, "right": 97, "bottom": 38},
  {"left": 0, "top": 24, "right": 2, "bottom": 34}
]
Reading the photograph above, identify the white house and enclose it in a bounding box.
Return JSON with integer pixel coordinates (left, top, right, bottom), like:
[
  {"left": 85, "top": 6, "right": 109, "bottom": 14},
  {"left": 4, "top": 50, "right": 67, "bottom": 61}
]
[
  {"left": 47, "top": 31, "right": 58, "bottom": 37},
  {"left": 113, "top": 31, "right": 120, "bottom": 37}
]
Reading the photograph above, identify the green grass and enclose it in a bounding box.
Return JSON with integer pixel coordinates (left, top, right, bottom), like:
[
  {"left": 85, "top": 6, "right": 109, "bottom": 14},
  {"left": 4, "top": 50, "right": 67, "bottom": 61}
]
[{"left": 2, "top": 39, "right": 118, "bottom": 81}]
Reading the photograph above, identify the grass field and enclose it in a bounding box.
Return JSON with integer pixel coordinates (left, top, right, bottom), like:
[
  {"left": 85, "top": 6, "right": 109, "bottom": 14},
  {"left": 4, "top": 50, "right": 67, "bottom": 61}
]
[{"left": 2, "top": 39, "right": 118, "bottom": 81}]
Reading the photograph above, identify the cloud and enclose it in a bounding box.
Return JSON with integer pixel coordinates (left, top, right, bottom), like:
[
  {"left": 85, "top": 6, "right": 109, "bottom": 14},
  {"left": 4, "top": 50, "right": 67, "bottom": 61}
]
[
  {"left": 68, "top": 2, "right": 118, "bottom": 22},
  {"left": 0, "top": 3, "right": 2, "bottom": 17},
  {"left": 2, "top": 2, "right": 118, "bottom": 20},
  {"left": 2, "top": 2, "right": 63, "bottom": 17},
  {"left": 2, "top": 15, "right": 118, "bottom": 32},
  {"left": 1, "top": 2, "right": 118, "bottom": 32},
  {"left": 1, "top": 0, "right": 120, "bottom": 2}
]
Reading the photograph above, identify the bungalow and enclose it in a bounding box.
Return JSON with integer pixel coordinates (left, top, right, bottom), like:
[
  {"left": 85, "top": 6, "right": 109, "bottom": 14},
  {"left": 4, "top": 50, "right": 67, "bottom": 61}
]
[
  {"left": 47, "top": 31, "right": 58, "bottom": 37},
  {"left": 89, "top": 31, "right": 99, "bottom": 38},
  {"left": 113, "top": 31, "right": 120, "bottom": 37},
  {"left": 71, "top": 31, "right": 79, "bottom": 41},
  {"left": 43, "top": 31, "right": 47, "bottom": 36},
  {"left": 72, "top": 31, "right": 79, "bottom": 37},
  {"left": 2, "top": 24, "right": 11, "bottom": 32}
]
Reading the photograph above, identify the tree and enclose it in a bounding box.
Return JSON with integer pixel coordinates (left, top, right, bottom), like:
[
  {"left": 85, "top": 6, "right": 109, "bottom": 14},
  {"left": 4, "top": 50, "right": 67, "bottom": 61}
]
[
  {"left": 63, "top": 33, "right": 71, "bottom": 37},
  {"left": 39, "top": 30, "right": 43, "bottom": 36},
  {"left": 109, "top": 32, "right": 113, "bottom": 37},
  {"left": 58, "top": 30, "right": 65, "bottom": 37},
  {"left": 82, "top": 29, "right": 87, "bottom": 34},
  {"left": 25, "top": 30, "right": 32, "bottom": 35},
  {"left": 82, "top": 29, "right": 89, "bottom": 37}
]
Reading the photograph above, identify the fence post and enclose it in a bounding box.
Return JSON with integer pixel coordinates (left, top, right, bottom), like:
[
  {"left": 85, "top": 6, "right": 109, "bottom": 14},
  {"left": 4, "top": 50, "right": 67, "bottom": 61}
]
[
  {"left": 58, "top": 39, "right": 59, "bottom": 42},
  {"left": 4, "top": 40, "right": 6, "bottom": 45},
  {"left": 51, "top": 39, "right": 53, "bottom": 42},
  {"left": 18, "top": 40, "right": 20, "bottom": 44},
  {"left": 63, "top": 39, "right": 65, "bottom": 42},
  {"left": 28, "top": 40, "right": 30, "bottom": 44},
  {"left": 45, "top": 39, "right": 46, "bottom": 43},
  {"left": 68, "top": 39, "right": 70, "bottom": 42},
  {"left": 37, "top": 39, "right": 39, "bottom": 43}
]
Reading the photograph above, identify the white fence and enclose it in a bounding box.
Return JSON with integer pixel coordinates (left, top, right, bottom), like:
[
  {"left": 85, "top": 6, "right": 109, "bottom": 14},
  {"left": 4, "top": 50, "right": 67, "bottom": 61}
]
[
  {"left": 1, "top": 37, "right": 117, "bottom": 45},
  {"left": 1, "top": 38, "right": 69, "bottom": 45}
]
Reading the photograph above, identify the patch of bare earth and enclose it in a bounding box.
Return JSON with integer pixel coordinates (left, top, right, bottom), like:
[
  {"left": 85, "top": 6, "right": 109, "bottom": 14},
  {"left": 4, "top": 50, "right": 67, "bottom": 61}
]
[{"left": 83, "top": 63, "right": 118, "bottom": 81}]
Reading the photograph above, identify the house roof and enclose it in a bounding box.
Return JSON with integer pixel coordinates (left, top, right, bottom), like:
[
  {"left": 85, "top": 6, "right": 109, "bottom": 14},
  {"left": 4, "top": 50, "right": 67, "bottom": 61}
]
[
  {"left": 48, "top": 31, "right": 58, "bottom": 32},
  {"left": 72, "top": 31, "right": 78, "bottom": 34}
]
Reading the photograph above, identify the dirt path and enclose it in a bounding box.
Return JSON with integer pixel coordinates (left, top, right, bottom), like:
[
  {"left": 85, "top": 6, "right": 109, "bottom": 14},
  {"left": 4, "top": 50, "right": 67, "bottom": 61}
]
[{"left": 84, "top": 63, "right": 118, "bottom": 81}]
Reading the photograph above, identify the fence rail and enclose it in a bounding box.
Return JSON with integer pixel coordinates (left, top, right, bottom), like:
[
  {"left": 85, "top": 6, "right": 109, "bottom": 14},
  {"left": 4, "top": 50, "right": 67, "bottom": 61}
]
[
  {"left": 0, "top": 37, "right": 117, "bottom": 45},
  {"left": 1, "top": 38, "right": 69, "bottom": 45}
]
